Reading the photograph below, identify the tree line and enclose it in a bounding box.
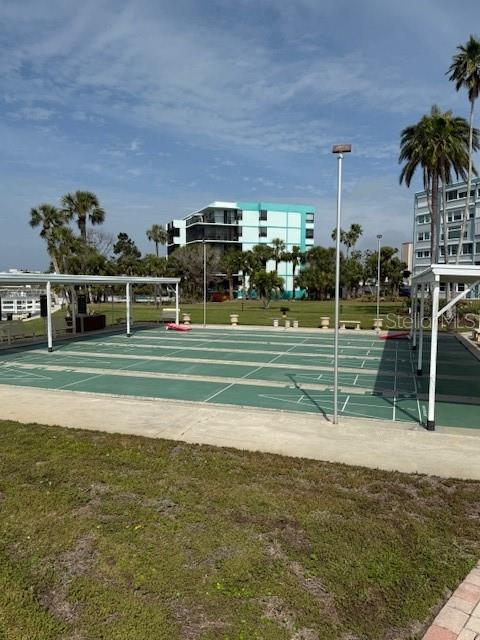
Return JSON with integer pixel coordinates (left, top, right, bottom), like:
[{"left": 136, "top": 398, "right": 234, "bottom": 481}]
[{"left": 29, "top": 196, "right": 406, "bottom": 305}]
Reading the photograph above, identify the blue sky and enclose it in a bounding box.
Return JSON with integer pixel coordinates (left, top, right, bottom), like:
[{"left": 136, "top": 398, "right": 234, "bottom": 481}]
[{"left": 1, "top": 0, "right": 479, "bottom": 269}]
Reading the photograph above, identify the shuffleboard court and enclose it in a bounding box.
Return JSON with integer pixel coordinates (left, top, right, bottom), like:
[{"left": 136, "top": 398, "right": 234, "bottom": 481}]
[{"left": 0, "top": 327, "right": 479, "bottom": 429}]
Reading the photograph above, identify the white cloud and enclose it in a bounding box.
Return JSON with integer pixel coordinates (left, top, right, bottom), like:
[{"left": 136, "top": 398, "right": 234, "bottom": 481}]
[
  {"left": 8, "top": 106, "right": 56, "bottom": 121},
  {"left": 129, "top": 139, "right": 141, "bottom": 152},
  {"left": 126, "top": 168, "right": 142, "bottom": 177},
  {"left": 0, "top": 1, "right": 447, "bottom": 155}
]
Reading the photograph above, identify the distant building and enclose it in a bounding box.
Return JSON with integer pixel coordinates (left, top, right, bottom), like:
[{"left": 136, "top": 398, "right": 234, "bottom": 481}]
[
  {"left": 413, "top": 178, "right": 480, "bottom": 297},
  {"left": 167, "top": 201, "right": 315, "bottom": 297},
  {"left": 401, "top": 242, "right": 413, "bottom": 281},
  {"left": 0, "top": 269, "right": 56, "bottom": 320}
]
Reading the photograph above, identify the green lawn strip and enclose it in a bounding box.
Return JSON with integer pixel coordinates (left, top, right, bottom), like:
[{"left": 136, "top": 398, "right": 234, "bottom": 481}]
[
  {"left": 88, "top": 300, "right": 407, "bottom": 330},
  {"left": 1, "top": 421, "right": 479, "bottom": 639}
]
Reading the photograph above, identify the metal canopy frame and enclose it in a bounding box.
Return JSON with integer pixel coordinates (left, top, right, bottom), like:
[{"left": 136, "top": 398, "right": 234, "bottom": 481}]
[
  {"left": 411, "top": 264, "right": 480, "bottom": 431},
  {"left": 0, "top": 273, "right": 181, "bottom": 351}
]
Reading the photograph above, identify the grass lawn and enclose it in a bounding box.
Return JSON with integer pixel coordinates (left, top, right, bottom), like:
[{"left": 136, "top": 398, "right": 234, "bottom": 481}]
[
  {"left": 88, "top": 299, "right": 408, "bottom": 330},
  {"left": 1, "top": 420, "right": 479, "bottom": 639}
]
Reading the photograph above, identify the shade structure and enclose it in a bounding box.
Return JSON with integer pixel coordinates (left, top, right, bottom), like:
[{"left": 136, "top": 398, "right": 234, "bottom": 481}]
[
  {"left": 411, "top": 264, "right": 480, "bottom": 430},
  {"left": 0, "top": 272, "right": 181, "bottom": 350}
]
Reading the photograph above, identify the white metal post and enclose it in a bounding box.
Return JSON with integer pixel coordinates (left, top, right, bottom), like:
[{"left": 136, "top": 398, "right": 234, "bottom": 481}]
[
  {"left": 376, "top": 234, "right": 382, "bottom": 321},
  {"left": 175, "top": 282, "right": 179, "bottom": 325},
  {"left": 126, "top": 282, "right": 131, "bottom": 337},
  {"left": 427, "top": 279, "right": 440, "bottom": 431},
  {"left": 411, "top": 284, "right": 417, "bottom": 350},
  {"left": 46, "top": 280, "right": 53, "bottom": 352},
  {"left": 417, "top": 283, "right": 425, "bottom": 375},
  {"left": 71, "top": 286, "right": 77, "bottom": 335},
  {"left": 203, "top": 239, "right": 207, "bottom": 328},
  {"left": 333, "top": 153, "right": 343, "bottom": 424}
]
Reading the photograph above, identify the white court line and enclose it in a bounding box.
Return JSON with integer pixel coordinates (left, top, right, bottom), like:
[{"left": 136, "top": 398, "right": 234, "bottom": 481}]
[
  {"left": 361, "top": 360, "right": 365, "bottom": 368},
  {"left": 297, "top": 395, "right": 305, "bottom": 404},
  {"left": 341, "top": 395, "right": 350, "bottom": 412},
  {"left": 408, "top": 342, "right": 423, "bottom": 424},
  {"left": 57, "top": 340, "right": 220, "bottom": 391},
  {"left": 203, "top": 337, "right": 309, "bottom": 403},
  {"left": 393, "top": 341, "right": 398, "bottom": 422},
  {"left": 353, "top": 374, "right": 359, "bottom": 386},
  {"left": 57, "top": 358, "right": 156, "bottom": 391}
]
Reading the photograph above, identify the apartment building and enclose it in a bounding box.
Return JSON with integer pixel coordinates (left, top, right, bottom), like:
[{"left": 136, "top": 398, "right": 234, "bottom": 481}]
[
  {"left": 167, "top": 201, "right": 315, "bottom": 297},
  {"left": 413, "top": 178, "right": 480, "bottom": 296}
]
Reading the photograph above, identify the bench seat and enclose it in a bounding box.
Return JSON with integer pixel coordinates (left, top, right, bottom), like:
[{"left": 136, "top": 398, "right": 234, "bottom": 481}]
[{"left": 339, "top": 320, "right": 361, "bottom": 330}]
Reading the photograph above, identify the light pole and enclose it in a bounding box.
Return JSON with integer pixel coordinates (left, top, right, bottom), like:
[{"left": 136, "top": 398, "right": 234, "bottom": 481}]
[
  {"left": 203, "top": 238, "right": 207, "bottom": 327},
  {"left": 376, "top": 234, "right": 382, "bottom": 323},
  {"left": 332, "top": 143, "right": 352, "bottom": 424}
]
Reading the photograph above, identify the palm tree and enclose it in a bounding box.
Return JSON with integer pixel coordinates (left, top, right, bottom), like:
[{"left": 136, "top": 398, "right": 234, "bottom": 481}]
[
  {"left": 251, "top": 244, "right": 274, "bottom": 269},
  {"left": 220, "top": 251, "right": 241, "bottom": 300},
  {"left": 285, "top": 245, "right": 304, "bottom": 300},
  {"left": 29, "top": 204, "right": 68, "bottom": 273},
  {"left": 399, "top": 105, "right": 476, "bottom": 262},
  {"left": 61, "top": 191, "right": 105, "bottom": 242},
  {"left": 447, "top": 35, "right": 480, "bottom": 262},
  {"left": 332, "top": 224, "right": 363, "bottom": 258},
  {"left": 146, "top": 224, "right": 168, "bottom": 256},
  {"left": 344, "top": 224, "right": 363, "bottom": 257},
  {"left": 271, "top": 238, "right": 286, "bottom": 271}
]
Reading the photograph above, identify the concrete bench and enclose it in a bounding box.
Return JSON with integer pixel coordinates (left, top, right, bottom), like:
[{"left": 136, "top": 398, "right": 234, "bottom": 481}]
[
  {"left": 161, "top": 308, "right": 177, "bottom": 323},
  {"left": 339, "top": 320, "right": 361, "bottom": 330}
]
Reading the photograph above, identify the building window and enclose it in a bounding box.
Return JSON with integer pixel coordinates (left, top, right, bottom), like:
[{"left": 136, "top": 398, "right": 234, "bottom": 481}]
[
  {"left": 417, "top": 231, "right": 430, "bottom": 241},
  {"left": 462, "top": 243, "right": 473, "bottom": 254},
  {"left": 447, "top": 190, "right": 457, "bottom": 201},
  {"left": 416, "top": 250, "right": 431, "bottom": 259},
  {"left": 305, "top": 228, "right": 314, "bottom": 239},
  {"left": 259, "top": 227, "right": 267, "bottom": 237},
  {"left": 447, "top": 207, "right": 475, "bottom": 222},
  {"left": 458, "top": 189, "right": 476, "bottom": 199},
  {"left": 259, "top": 209, "right": 267, "bottom": 221},
  {"left": 306, "top": 212, "right": 314, "bottom": 223},
  {"left": 235, "top": 210, "right": 242, "bottom": 221},
  {"left": 417, "top": 214, "right": 431, "bottom": 224}
]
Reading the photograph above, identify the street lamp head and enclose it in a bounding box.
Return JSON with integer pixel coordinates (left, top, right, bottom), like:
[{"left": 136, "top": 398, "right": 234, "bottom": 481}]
[
  {"left": 332, "top": 144, "right": 352, "bottom": 154},
  {"left": 377, "top": 234, "right": 383, "bottom": 239}
]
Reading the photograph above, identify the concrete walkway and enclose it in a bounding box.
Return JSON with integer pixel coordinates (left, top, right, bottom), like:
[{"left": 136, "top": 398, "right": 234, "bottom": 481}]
[
  {"left": 1, "top": 385, "right": 480, "bottom": 479},
  {"left": 423, "top": 562, "right": 480, "bottom": 639}
]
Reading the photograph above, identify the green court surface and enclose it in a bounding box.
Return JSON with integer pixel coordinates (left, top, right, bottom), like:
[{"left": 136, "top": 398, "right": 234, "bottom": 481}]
[{"left": 0, "top": 327, "right": 479, "bottom": 429}]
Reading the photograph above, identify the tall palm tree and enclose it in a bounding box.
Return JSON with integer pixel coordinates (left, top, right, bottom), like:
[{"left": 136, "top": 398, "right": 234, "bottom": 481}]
[
  {"left": 447, "top": 35, "right": 480, "bottom": 263},
  {"left": 29, "top": 204, "right": 68, "bottom": 273},
  {"left": 332, "top": 224, "right": 363, "bottom": 258},
  {"left": 61, "top": 191, "right": 105, "bottom": 242},
  {"left": 399, "top": 105, "right": 475, "bottom": 262},
  {"left": 146, "top": 223, "right": 168, "bottom": 256},
  {"left": 220, "top": 251, "right": 241, "bottom": 300},
  {"left": 286, "top": 245, "right": 304, "bottom": 300},
  {"left": 271, "top": 238, "right": 286, "bottom": 271},
  {"left": 344, "top": 224, "right": 363, "bottom": 257}
]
